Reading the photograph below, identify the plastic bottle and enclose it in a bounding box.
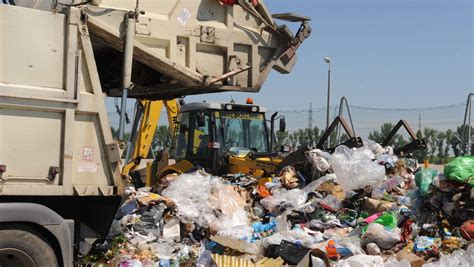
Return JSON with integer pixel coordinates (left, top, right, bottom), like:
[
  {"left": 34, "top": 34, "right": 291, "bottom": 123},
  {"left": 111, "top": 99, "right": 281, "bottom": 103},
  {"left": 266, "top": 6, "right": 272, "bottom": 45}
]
[{"left": 325, "top": 240, "right": 339, "bottom": 260}]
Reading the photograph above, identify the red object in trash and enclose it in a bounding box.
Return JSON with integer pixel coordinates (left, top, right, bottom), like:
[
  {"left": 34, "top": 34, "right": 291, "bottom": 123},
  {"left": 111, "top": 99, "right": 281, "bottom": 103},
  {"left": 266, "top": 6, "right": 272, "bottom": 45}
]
[
  {"left": 460, "top": 220, "right": 474, "bottom": 240},
  {"left": 220, "top": 0, "right": 236, "bottom": 5},
  {"left": 401, "top": 219, "right": 414, "bottom": 242},
  {"left": 257, "top": 186, "right": 271, "bottom": 198}
]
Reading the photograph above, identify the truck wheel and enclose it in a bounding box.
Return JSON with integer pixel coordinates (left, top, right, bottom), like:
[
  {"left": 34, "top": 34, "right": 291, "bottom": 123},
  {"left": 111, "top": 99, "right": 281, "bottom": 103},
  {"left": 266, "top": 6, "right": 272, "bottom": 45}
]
[{"left": 0, "top": 226, "right": 58, "bottom": 267}]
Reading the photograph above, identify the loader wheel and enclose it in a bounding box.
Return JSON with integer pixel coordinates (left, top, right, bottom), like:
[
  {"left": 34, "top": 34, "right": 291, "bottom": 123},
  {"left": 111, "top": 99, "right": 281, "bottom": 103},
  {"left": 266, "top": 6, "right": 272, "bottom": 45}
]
[{"left": 0, "top": 225, "right": 58, "bottom": 267}]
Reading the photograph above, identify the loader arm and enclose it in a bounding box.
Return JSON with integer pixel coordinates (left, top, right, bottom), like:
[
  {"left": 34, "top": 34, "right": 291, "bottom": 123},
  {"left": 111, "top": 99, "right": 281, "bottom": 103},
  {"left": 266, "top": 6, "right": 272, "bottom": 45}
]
[{"left": 122, "top": 99, "right": 180, "bottom": 177}]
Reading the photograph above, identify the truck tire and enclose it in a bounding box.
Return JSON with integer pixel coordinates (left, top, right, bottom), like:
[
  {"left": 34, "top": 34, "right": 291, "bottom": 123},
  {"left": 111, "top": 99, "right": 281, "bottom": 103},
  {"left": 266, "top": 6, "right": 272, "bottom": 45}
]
[{"left": 0, "top": 225, "right": 58, "bottom": 267}]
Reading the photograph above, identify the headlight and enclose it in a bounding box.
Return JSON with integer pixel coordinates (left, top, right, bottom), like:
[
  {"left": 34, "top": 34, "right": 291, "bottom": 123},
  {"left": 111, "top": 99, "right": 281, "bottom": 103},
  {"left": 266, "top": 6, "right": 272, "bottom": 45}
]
[
  {"left": 225, "top": 104, "right": 233, "bottom": 110},
  {"left": 251, "top": 106, "right": 258, "bottom": 112}
]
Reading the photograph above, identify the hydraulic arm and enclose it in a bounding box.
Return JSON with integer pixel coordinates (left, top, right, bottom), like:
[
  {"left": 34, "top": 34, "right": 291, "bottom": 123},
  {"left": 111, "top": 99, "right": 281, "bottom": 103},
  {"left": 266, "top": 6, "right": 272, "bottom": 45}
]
[{"left": 122, "top": 99, "right": 180, "bottom": 177}]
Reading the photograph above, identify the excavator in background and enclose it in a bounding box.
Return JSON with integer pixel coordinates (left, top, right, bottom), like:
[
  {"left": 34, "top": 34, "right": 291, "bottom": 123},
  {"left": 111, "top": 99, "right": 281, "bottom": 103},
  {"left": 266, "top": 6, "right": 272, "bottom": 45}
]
[{"left": 121, "top": 98, "right": 289, "bottom": 186}]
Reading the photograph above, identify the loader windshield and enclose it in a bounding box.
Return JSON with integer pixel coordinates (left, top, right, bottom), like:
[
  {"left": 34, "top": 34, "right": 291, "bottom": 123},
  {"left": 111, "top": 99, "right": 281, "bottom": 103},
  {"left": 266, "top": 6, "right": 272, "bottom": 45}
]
[{"left": 216, "top": 111, "right": 269, "bottom": 155}]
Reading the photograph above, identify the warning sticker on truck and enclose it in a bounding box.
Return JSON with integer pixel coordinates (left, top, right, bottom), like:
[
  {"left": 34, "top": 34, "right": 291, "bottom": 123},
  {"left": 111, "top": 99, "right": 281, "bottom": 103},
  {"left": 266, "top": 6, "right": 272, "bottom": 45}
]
[
  {"left": 78, "top": 162, "right": 98, "bottom": 173},
  {"left": 83, "top": 147, "right": 93, "bottom": 161}
]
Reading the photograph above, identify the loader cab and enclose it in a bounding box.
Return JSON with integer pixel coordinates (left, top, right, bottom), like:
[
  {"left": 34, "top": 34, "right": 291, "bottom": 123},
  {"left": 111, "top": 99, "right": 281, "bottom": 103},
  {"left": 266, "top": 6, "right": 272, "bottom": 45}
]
[{"left": 171, "top": 102, "right": 270, "bottom": 175}]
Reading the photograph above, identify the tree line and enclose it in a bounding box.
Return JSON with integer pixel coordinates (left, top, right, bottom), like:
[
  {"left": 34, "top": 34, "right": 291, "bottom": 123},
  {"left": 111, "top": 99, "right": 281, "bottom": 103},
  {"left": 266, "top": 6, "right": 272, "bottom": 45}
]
[{"left": 276, "top": 123, "right": 473, "bottom": 164}]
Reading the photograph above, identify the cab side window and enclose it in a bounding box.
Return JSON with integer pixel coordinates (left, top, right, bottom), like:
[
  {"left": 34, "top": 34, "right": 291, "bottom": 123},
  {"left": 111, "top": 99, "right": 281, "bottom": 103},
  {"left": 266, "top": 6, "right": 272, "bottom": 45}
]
[
  {"left": 173, "top": 112, "right": 190, "bottom": 159},
  {"left": 191, "top": 112, "right": 211, "bottom": 157}
]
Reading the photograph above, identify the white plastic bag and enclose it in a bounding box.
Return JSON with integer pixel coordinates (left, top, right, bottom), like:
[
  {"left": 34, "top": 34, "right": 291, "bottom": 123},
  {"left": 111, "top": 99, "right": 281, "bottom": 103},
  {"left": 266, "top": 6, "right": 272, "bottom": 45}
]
[
  {"left": 162, "top": 172, "right": 213, "bottom": 226},
  {"left": 261, "top": 228, "right": 322, "bottom": 249},
  {"left": 306, "top": 149, "right": 331, "bottom": 172},
  {"left": 329, "top": 145, "right": 385, "bottom": 191},
  {"left": 163, "top": 172, "right": 248, "bottom": 230},
  {"left": 260, "top": 178, "right": 323, "bottom": 211},
  {"left": 361, "top": 223, "right": 401, "bottom": 250},
  {"left": 336, "top": 254, "right": 385, "bottom": 267},
  {"left": 422, "top": 244, "right": 474, "bottom": 267},
  {"left": 216, "top": 225, "right": 253, "bottom": 241},
  {"left": 384, "top": 257, "right": 410, "bottom": 267}
]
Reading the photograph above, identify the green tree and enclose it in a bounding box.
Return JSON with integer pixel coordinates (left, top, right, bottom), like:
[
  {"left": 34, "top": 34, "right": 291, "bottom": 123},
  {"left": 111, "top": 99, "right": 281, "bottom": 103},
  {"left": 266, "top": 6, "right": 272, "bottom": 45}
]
[
  {"left": 329, "top": 131, "right": 349, "bottom": 148},
  {"left": 276, "top": 130, "right": 289, "bottom": 149},
  {"left": 306, "top": 126, "right": 325, "bottom": 147},
  {"left": 447, "top": 128, "right": 461, "bottom": 157},
  {"left": 368, "top": 123, "right": 399, "bottom": 145},
  {"left": 395, "top": 135, "right": 407, "bottom": 148},
  {"left": 423, "top": 128, "right": 438, "bottom": 161},
  {"left": 436, "top": 131, "right": 446, "bottom": 163},
  {"left": 456, "top": 125, "right": 474, "bottom": 155},
  {"left": 296, "top": 129, "right": 308, "bottom": 147},
  {"left": 288, "top": 132, "right": 298, "bottom": 149},
  {"left": 151, "top": 126, "right": 172, "bottom": 156},
  {"left": 444, "top": 129, "right": 454, "bottom": 159},
  {"left": 110, "top": 126, "right": 130, "bottom": 141},
  {"left": 305, "top": 128, "right": 315, "bottom": 147}
]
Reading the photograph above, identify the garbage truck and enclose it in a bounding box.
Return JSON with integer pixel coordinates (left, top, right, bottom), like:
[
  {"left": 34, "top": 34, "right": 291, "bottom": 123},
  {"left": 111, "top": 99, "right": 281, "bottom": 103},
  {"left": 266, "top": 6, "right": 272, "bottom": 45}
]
[{"left": 0, "top": 1, "right": 310, "bottom": 265}]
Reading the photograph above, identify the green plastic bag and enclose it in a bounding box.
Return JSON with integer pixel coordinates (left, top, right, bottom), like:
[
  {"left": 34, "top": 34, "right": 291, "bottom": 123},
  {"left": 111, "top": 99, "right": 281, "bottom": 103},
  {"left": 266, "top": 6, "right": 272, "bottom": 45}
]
[
  {"left": 444, "top": 156, "right": 474, "bottom": 187},
  {"left": 415, "top": 169, "right": 438, "bottom": 196},
  {"left": 362, "top": 212, "right": 397, "bottom": 234},
  {"left": 372, "top": 212, "right": 397, "bottom": 229}
]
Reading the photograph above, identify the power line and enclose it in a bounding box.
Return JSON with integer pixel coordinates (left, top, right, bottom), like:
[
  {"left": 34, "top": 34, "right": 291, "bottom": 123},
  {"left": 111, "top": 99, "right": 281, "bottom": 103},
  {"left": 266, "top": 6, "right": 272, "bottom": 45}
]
[
  {"left": 349, "top": 102, "right": 464, "bottom": 112},
  {"left": 108, "top": 102, "right": 465, "bottom": 115},
  {"left": 268, "top": 102, "right": 464, "bottom": 114}
]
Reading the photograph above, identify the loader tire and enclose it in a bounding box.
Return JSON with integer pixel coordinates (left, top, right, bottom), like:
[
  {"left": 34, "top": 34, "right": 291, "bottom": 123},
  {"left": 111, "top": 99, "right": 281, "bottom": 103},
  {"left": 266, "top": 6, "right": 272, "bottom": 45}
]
[{"left": 0, "top": 225, "right": 58, "bottom": 267}]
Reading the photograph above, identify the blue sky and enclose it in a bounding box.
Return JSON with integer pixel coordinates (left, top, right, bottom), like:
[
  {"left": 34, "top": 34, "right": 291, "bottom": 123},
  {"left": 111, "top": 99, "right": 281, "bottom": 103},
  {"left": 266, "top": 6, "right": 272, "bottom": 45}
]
[{"left": 109, "top": 0, "right": 473, "bottom": 136}]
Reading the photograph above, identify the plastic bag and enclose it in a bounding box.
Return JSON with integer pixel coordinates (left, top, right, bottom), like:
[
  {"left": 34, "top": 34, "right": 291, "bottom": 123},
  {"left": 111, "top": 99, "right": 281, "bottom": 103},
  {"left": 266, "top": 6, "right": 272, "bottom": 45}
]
[
  {"left": 306, "top": 149, "right": 331, "bottom": 172},
  {"left": 334, "top": 236, "right": 366, "bottom": 256},
  {"left": 422, "top": 244, "right": 474, "bottom": 267},
  {"left": 163, "top": 172, "right": 248, "bottom": 230},
  {"left": 415, "top": 169, "right": 438, "bottom": 196},
  {"left": 329, "top": 145, "right": 385, "bottom": 191},
  {"left": 150, "top": 243, "right": 175, "bottom": 259},
  {"left": 361, "top": 223, "right": 401, "bottom": 250},
  {"left": 208, "top": 183, "right": 248, "bottom": 231},
  {"left": 162, "top": 172, "right": 213, "bottom": 226},
  {"left": 261, "top": 228, "right": 322, "bottom": 249},
  {"left": 365, "top": 243, "right": 381, "bottom": 255},
  {"left": 196, "top": 250, "right": 217, "bottom": 267},
  {"left": 384, "top": 257, "right": 410, "bottom": 267},
  {"left": 216, "top": 225, "right": 253, "bottom": 241},
  {"left": 444, "top": 156, "right": 474, "bottom": 186},
  {"left": 260, "top": 178, "right": 322, "bottom": 211},
  {"left": 362, "top": 212, "right": 397, "bottom": 234},
  {"left": 335, "top": 254, "right": 384, "bottom": 267},
  {"left": 320, "top": 194, "right": 343, "bottom": 211}
]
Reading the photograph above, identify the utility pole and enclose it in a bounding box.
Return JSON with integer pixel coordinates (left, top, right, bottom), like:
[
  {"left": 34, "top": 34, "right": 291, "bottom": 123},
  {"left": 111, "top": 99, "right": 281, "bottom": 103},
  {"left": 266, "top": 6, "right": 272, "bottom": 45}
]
[
  {"left": 418, "top": 113, "right": 421, "bottom": 132},
  {"left": 308, "top": 102, "right": 313, "bottom": 129},
  {"left": 324, "top": 57, "right": 331, "bottom": 147},
  {"left": 461, "top": 93, "right": 473, "bottom": 155}
]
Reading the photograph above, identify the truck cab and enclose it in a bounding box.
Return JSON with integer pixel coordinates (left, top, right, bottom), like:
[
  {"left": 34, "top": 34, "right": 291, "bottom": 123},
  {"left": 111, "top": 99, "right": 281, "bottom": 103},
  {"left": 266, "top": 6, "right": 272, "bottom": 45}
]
[{"left": 158, "top": 101, "right": 284, "bottom": 178}]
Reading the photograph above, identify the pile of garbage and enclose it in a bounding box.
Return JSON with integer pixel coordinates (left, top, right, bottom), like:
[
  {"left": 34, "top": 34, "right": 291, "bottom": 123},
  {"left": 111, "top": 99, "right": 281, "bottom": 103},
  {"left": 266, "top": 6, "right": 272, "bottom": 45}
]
[{"left": 84, "top": 142, "right": 474, "bottom": 267}]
